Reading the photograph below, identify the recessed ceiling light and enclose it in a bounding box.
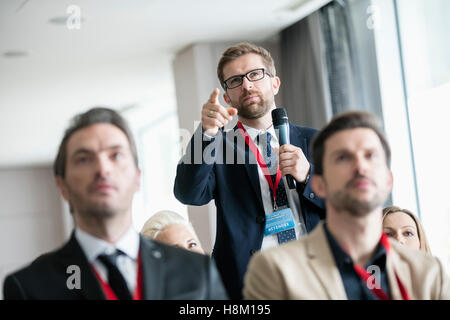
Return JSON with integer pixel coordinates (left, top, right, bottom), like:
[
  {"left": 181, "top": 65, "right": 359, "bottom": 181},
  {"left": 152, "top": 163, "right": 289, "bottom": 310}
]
[
  {"left": 48, "top": 16, "right": 85, "bottom": 25},
  {"left": 282, "top": 0, "right": 310, "bottom": 12},
  {"left": 3, "top": 50, "right": 28, "bottom": 58},
  {"left": 48, "top": 16, "right": 67, "bottom": 25}
]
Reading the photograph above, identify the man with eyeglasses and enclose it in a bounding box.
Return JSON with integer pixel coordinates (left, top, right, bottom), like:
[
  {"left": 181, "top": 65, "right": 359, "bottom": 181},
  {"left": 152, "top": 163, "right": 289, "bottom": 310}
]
[{"left": 174, "top": 42, "right": 325, "bottom": 299}]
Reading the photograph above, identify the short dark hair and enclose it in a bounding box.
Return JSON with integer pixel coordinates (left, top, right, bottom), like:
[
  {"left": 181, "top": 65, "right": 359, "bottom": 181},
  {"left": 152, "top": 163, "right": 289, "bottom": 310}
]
[
  {"left": 311, "top": 111, "right": 391, "bottom": 175},
  {"left": 53, "top": 107, "right": 139, "bottom": 178},
  {"left": 217, "top": 42, "right": 276, "bottom": 89}
]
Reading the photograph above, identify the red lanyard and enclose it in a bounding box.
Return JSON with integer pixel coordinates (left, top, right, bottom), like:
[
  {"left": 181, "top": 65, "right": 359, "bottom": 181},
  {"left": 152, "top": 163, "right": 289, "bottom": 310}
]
[
  {"left": 352, "top": 233, "right": 410, "bottom": 300},
  {"left": 92, "top": 251, "right": 143, "bottom": 300},
  {"left": 237, "top": 121, "right": 282, "bottom": 209}
]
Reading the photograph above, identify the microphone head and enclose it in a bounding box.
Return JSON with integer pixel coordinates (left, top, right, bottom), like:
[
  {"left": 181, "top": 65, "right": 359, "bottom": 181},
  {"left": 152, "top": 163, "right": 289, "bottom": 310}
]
[{"left": 272, "top": 108, "right": 288, "bottom": 126}]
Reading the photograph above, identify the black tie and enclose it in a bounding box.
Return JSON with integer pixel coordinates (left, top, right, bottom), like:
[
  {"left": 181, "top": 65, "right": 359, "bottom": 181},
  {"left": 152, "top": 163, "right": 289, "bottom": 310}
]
[
  {"left": 257, "top": 132, "right": 296, "bottom": 244},
  {"left": 97, "top": 251, "right": 133, "bottom": 300}
]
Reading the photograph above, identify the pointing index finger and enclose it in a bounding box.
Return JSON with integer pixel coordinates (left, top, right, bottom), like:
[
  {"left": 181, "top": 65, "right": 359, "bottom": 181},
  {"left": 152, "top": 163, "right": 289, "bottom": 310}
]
[{"left": 209, "top": 88, "right": 220, "bottom": 104}]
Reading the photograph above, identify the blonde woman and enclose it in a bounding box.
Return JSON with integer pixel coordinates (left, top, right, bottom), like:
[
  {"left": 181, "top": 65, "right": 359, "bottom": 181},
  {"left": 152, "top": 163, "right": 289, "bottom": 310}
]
[
  {"left": 141, "top": 210, "right": 205, "bottom": 254},
  {"left": 382, "top": 206, "right": 431, "bottom": 253}
]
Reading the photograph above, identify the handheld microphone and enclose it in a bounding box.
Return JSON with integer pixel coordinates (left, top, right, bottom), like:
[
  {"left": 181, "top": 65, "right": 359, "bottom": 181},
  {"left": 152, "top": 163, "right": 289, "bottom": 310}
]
[{"left": 272, "top": 108, "right": 296, "bottom": 189}]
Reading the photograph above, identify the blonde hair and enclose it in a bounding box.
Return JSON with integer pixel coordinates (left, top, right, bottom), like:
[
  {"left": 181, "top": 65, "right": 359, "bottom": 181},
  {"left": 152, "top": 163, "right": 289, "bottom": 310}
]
[
  {"left": 217, "top": 42, "right": 276, "bottom": 89},
  {"left": 141, "top": 210, "right": 200, "bottom": 242},
  {"left": 382, "top": 206, "right": 431, "bottom": 253}
]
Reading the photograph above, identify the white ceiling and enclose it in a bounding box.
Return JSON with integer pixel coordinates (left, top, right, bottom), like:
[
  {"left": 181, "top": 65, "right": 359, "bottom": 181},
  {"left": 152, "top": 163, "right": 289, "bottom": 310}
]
[{"left": 0, "top": 0, "right": 330, "bottom": 168}]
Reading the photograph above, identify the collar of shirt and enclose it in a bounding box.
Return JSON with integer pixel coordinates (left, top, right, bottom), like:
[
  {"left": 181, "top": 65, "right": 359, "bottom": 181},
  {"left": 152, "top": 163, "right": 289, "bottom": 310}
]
[
  {"left": 323, "top": 223, "right": 391, "bottom": 300},
  {"left": 323, "top": 223, "right": 387, "bottom": 270},
  {"left": 75, "top": 226, "right": 140, "bottom": 263},
  {"left": 241, "top": 123, "right": 279, "bottom": 147}
]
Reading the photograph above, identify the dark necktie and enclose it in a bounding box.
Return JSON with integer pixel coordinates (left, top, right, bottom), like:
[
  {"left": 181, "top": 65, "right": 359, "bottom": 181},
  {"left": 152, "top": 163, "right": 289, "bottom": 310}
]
[
  {"left": 257, "top": 132, "right": 296, "bottom": 244},
  {"left": 97, "top": 251, "right": 133, "bottom": 300}
]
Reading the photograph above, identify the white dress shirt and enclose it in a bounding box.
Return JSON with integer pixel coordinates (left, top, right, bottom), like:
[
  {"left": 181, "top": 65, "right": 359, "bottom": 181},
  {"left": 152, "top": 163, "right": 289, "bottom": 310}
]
[
  {"left": 240, "top": 123, "right": 307, "bottom": 251},
  {"left": 75, "top": 226, "right": 140, "bottom": 294}
]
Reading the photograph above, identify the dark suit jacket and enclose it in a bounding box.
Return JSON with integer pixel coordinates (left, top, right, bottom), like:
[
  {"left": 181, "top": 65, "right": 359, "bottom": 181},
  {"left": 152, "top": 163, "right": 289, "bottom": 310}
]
[
  {"left": 3, "top": 233, "right": 228, "bottom": 300},
  {"left": 174, "top": 122, "right": 326, "bottom": 299}
]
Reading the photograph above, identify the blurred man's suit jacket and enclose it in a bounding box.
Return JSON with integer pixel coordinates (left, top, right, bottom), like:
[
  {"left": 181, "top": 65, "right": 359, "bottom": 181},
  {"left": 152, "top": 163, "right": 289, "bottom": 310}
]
[
  {"left": 3, "top": 233, "right": 228, "bottom": 300},
  {"left": 244, "top": 222, "right": 450, "bottom": 300}
]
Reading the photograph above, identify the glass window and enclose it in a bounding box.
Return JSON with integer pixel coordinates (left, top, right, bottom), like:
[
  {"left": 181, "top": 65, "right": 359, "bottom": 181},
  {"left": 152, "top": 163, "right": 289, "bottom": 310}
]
[{"left": 396, "top": 0, "right": 450, "bottom": 270}]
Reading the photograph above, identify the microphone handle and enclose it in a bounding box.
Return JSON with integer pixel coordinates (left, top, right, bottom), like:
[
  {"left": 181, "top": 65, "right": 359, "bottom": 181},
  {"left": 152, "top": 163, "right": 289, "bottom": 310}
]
[
  {"left": 285, "top": 174, "right": 296, "bottom": 190},
  {"left": 275, "top": 124, "right": 296, "bottom": 189}
]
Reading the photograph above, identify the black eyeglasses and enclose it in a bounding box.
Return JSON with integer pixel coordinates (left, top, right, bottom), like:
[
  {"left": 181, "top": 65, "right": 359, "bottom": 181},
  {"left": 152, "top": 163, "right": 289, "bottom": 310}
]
[{"left": 223, "top": 68, "right": 272, "bottom": 90}]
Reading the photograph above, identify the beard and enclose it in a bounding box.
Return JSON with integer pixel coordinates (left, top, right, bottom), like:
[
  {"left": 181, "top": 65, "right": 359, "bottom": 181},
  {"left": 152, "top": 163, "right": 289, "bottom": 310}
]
[
  {"left": 68, "top": 193, "right": 117, "bottom": 219},
  {"left": 232, "top": 89, "right": 274, "bottom": 119},
  {"left": 64, "top": 179, "right": 121, "bottom": 219},
  {"left": 83, "top": 201, "right": 116, "bottom": 218},
  {"left": 327, "top": 175, "right": 389, "bottom": 217}
]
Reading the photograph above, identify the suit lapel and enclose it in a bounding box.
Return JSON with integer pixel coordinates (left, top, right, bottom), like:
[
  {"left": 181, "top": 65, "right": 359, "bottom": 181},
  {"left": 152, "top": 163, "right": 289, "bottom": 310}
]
[
  {"left": 306, "top": 223, "right": 348, "bottom": 299},
  {"left": 57, "top": 233, "right": 105, "bottom": 300},
  {"left": 139, "top": 236, "right": 164, "bottom": 299},
  {"left": 386, "top": 242, "right": 413, "bottom": 300},
  {"left": 232, "top": 125, "right": 264, "bottom": 211},
  {"left": 243, "top": 162, "right": 264, "bottom": 211}
]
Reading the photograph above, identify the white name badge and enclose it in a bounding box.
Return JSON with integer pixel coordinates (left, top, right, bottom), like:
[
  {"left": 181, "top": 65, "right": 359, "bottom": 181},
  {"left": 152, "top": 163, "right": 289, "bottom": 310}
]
[{"left": 264, "top": 208, "right": 295, "bottom": 236}]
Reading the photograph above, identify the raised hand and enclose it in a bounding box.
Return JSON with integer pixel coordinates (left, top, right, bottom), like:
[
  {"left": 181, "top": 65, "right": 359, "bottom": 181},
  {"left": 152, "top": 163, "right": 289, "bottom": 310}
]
[{"left": 202, "top": 88, "right": 238, "bottom": 136}]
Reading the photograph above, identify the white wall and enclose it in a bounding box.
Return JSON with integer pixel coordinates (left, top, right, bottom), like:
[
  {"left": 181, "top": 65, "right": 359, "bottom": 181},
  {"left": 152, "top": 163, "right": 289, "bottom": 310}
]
[
  {"left": 0, "top": 53, "right": 175, "bottom": 168},
  {"left": 0, "top": 166, "right": 67, "bottom": 299}
]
